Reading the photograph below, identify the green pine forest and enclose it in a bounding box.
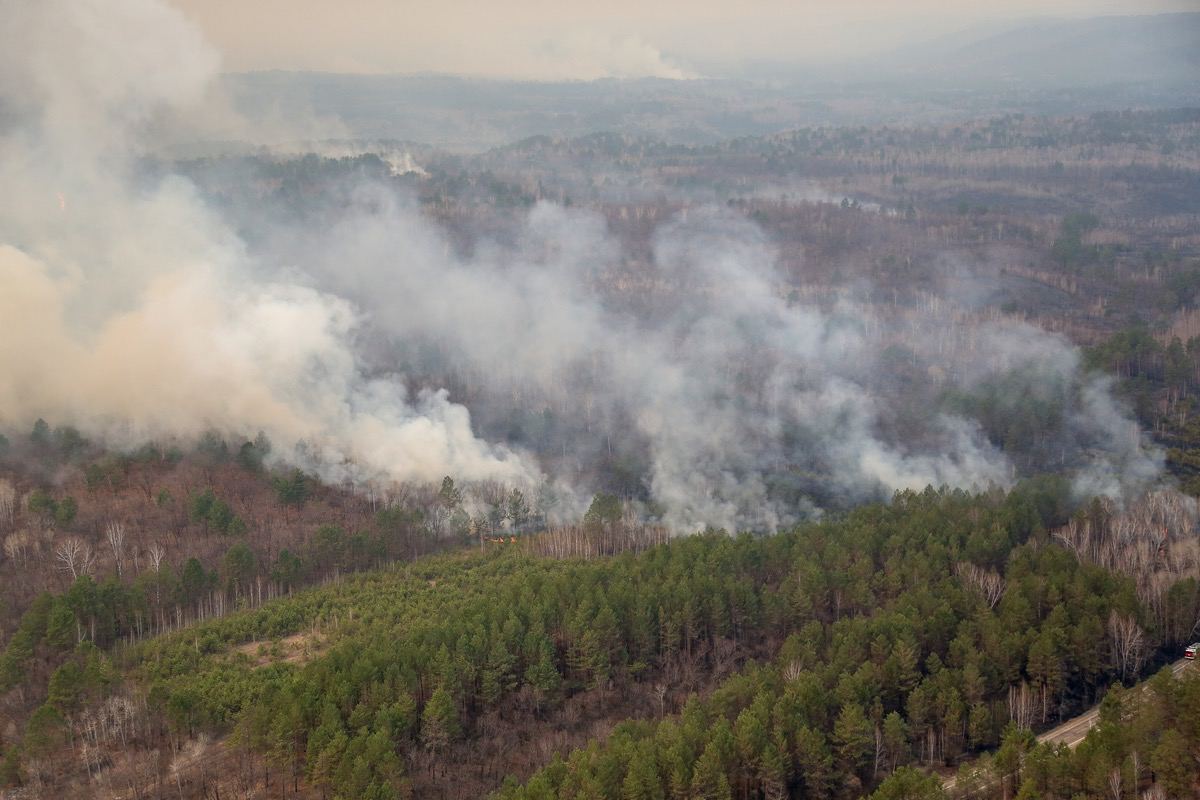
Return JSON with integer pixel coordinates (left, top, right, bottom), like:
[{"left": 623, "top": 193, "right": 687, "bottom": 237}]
[{"left": 2, "top": 479, "right": 1198, "bottom": 798}]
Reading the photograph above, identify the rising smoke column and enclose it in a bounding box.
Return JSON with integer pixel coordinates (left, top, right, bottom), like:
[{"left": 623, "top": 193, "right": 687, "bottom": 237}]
[
  {"left": 266, "top": 189, "right": 1158, "bottom": 531},
  {"left": 0, "top": 0, "right": 1163, "bottom": 533},
  {"left": 0, "top": 0, "right": 539, "bottom": 488}
]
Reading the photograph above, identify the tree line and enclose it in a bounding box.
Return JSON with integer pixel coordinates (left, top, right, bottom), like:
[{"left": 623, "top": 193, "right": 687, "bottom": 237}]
[{"left": 6, "top": 479, "right": 1196, "bottom": 798}]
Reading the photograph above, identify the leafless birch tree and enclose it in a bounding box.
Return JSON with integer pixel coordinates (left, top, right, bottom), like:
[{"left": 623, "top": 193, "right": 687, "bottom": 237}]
[
  {"left": 955, "top": 562, "right": 1006, "bottom": 608},
  {"left": 55, "top": 536, "right": 95, "bottom": 579},
  {"left": 147, "top": 541, "right": 166, "bottom": 573},
  {"left": 105, "top": 521, "right": 126, "bottom": 577},
  {"left": 1108, "top": 610, "right": 1146, "bottom": 682},
  {"left": 3, "top": 530, "right": 32, "bottom": 566},
  {"left": 0, "top": 479, "right": 15, "bottom": 528}
]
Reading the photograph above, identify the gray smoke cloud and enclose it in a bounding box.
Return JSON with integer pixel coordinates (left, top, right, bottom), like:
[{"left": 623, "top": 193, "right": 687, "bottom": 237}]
[
  {"left": 0, "top": 0, "right": 1163, "bottom": 532},
  {"left": 263, "top": 188, "right": 1161, "bottom": 529},
  {"left": 0, "top": 0, "right": 538, "bottom": 489}
]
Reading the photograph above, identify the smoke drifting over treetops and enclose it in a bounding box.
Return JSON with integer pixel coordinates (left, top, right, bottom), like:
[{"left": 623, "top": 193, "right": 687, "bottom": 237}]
[
  {"left": 273, "top": 193, "right": 1159, "bottom": 529},
  {"left": 0, "top": 0, "right": 1162, "bottom": 532},
  {"left": 0, "top": 0, "right": 534, "bottom": 490}
]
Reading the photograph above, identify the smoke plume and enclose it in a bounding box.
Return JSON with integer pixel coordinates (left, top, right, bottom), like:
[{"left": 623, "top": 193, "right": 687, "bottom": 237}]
[
  {"left": 0, "top": 0, "right": 537, "bottom": 489},
  {"left": 0, "top": 0, "right": 1162, "bottom": 532}
]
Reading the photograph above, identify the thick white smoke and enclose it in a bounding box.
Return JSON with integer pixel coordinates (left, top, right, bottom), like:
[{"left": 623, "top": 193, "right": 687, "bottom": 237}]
[
  {"left": 0, "top": 0, "right": 538, "bottom": 488},
  {"left": 264, "top": 191, "right": 1161, "bottom": 530},
  {"left": 0, "top": 0, "right": 1163, "bottom": 532}
]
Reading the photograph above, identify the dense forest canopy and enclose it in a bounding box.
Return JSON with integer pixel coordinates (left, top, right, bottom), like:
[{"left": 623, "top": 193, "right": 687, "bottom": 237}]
[
  {"left": 3, "top": 1, "right": 1200, "bottom": 798},
  {"left": 5, "top": 93, "right": 1200, "bottom": 800},
  {"left": 3, "top": 481, "right": 1199, "bottom": 798}
]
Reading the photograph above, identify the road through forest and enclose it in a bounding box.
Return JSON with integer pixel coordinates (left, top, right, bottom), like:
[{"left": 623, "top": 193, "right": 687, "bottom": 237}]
[{"left": 943, "top": 658, "right": 1192, "bottom": 794}]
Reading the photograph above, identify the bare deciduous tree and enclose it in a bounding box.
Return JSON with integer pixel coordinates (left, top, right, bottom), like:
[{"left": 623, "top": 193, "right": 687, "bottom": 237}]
[
  {"left": 105, "top": 521, "right": 126, "bottom": 577},
  {"left": 652, "top": 682, "right": 667, "bottom": 718},
  {"left": 0, "top": 479, "right": 15, "bottom": 528},
  {"left": 3, "top": 529, "right": 33, "bottom": 566},
  {"left": 1108, "top": 610, "right": 1146, "bottom": 682},
  {"left": 147, "top": 541, "right": 166, "bottom": 573},
  {"left": 955, "top": 561, "right": 1006, "bottom": 608},
  {"left": 1052, "top": 491, "right": 1200, "bottom": 647},
  {"left": 55, "top": 535, "right": 95, "bottom": 579},
  {"left": 1007, "top": 682, "right": 1036, "bottom": 730}
]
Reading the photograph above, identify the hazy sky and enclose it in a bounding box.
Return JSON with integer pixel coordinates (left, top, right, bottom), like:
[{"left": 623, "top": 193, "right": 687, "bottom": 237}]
[{"left": 167, "top": 0, "right": 1195, "bottom": 79}]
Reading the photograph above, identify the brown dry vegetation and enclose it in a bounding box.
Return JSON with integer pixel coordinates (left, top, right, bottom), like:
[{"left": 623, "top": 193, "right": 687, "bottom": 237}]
[
  {"left": 0, "top": 450, "right": 379, "bottom": 641},
  {"left": 3, "top": 107, "right": 1199, "bottom": 799},
  {"left": 234, "top": 631, "right": 325, "bottom": 669}
]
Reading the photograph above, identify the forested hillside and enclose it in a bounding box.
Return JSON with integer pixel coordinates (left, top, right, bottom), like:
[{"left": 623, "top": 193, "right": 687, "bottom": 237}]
[
  {"left": 0, "top": 423, "right": 466, "bottom": 643},
  {"left": 497, "top": 487, "right": 1191, "bottom": 800},
  {"left": 3, "top": 2, "right": 1200, "bottom": 796},
  {"left": 3, "top": 99, "right": 1199, "bottom": 800},
  {"left": 2, "top": 482, "right": 1196, "bottom": 798},
  {"left": 947, "top": 664, "right": 1200, "bottom": 799}
]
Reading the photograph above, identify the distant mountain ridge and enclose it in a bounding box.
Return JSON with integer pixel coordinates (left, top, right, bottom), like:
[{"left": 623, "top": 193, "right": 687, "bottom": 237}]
[
  {"left": 885, "top": 12, "right": 1200, "bottom": 88},
  {"left": 217, "top": 13, "right": 1200, "bottom": 151}
]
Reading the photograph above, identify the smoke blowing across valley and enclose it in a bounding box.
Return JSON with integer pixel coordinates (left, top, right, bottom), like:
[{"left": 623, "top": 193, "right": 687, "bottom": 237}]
[{"left": 0, "top": 0, "right": 1167, "bottom": 532}]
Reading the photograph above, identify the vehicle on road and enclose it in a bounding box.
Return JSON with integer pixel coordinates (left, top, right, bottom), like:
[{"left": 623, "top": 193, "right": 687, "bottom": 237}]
[{"left": 1186, "top": 643, "right": 1199, "bottom": 660}]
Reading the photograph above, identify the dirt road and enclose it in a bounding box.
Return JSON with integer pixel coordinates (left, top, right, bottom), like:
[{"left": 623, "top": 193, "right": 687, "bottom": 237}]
[
  {"left": 943, "top": 659, "right": 1191, "bottom": 793},
  {"left": 1036, "top": 658, "right": 1190, "bottom": 749}
]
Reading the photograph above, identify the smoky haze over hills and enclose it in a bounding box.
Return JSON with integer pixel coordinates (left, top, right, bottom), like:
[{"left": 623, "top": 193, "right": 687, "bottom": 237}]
[
  {"left": 0, "top": 0, "right": 1183, "bottom": 532},
  {"left": 6, "top": 3, "right": 1200, "bottom": 800},
  {"left": 871, "top": 13, "right": 1200, "bottom": 88},
  {"left": 218, "top": 13, "right": 1200, "bottom": 151}
]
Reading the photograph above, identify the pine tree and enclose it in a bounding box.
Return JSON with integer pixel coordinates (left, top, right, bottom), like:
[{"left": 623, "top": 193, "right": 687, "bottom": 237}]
[
  {"left": 621, "top": 747, "right": 664, "bottom": 800},
  {"left": 833, "top": 702, "right": 874, "bottom": 779},
  {"left": 524, "top": 636, "right": 562, "bottom": 710},
  {"left": 794, "top": 725, "right": 833, "bottom": 798},
  {"left": 1150, "top": 729, "right": 1190, "bottom": 797},
  {"left": 868, "top": 766, "right": 945, "bottom": 799},
  {"left": 309, "top": 730, "right": 348, "bottom": 796},
  {"left": 438, "top": 476, "right": 462, "bottom": 510},
  {"left": 506, "top": 488, "right": 530, "bottom": 532},
  {"left": 690, "top": 742, "right": 732, "bottom": 800},
  {"left": 481, "top": 638, "right": 517, "bottom": 706},
  {"left": 44, "top": 599, "right": 76, "bottom": 650},
  {"left": 758, "top": 737, "right": 789, "bottom": 800},
  {"left": 882, "top": 711, "right": 909, "bottom": 772},
  {"left": 421, "top": 686, "right": 460, "bottom": 754},
  {"left": 22, "top": 705, "right": 66, "bottom": 761}
]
